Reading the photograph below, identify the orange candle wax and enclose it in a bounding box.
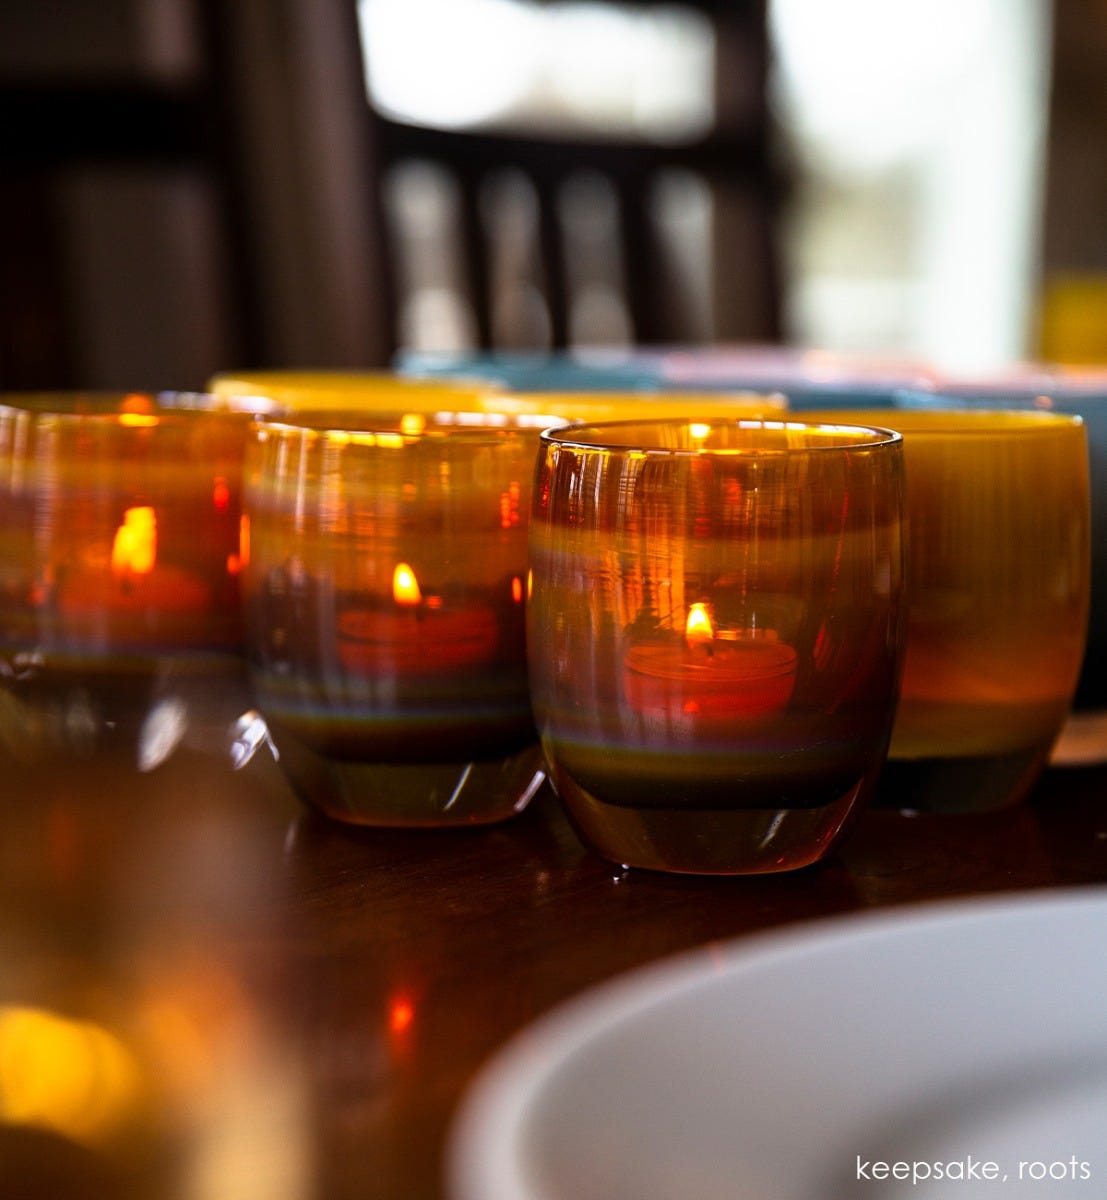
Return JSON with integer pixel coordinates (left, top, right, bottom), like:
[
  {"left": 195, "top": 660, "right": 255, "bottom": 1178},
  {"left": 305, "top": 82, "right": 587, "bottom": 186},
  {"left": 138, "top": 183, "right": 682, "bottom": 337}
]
[
  {"left": 336, "top": 607, "right": 499, "bottom": 675},
  {"left": 55, "top": 506, "right": 215, "bottom": 648},
  {"left": 624, "top": 606, "right": 797, "bottom": 723},
  {"left": 335, "top": 563, "right": 499, "bottom": 676}
]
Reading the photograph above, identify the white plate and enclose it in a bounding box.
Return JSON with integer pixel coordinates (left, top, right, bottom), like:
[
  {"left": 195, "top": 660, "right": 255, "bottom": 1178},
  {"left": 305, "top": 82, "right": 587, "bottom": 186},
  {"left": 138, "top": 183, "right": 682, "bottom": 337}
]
[{"left": 447, "top": 889, "right": 1107, "bottom": 1199}]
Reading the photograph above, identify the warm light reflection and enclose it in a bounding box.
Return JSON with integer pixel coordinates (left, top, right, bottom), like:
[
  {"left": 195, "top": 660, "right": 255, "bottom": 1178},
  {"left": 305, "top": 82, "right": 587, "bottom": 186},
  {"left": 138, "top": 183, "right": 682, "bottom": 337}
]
[
  {"left": 119, "top": 393, "right": 159, "bottom": 428},
  {"left": 0, "top": 1006, "right": 144, "bottom": 1144},
  {"left": 212, "top": 476, "right": 230, "bottom": 511},
  {"left": 393, "top": 562, "right": 423, "bottom": 606},
  {"left": 389, "top": 998, "right": 415, "bottom": 1035},
  {"left": 511, "top": 575, "right": 523, "bottom": 603},
  {"left": 499, "top": 480, "right": 522, "bottom": 529},
  {"left": 685, "top": 602, "right": 714, "bottom": 647},
  {"left": 400, "top": 412, "right": 426, "bottom": 436},
  {"left": 689, "top": 422, "right": 712, "bottom": 441},
  {"left": 238, "top": 514, "right": 251, "bottom": 570},
  {"left": 111, "top": 507, "right": 157, "bottom": 576},
  {"left": 132, "top": 959, "right": 311, "bottom": 1200},
  {"left": 329, "top": 430, "right": 406, "bottom": 449}
]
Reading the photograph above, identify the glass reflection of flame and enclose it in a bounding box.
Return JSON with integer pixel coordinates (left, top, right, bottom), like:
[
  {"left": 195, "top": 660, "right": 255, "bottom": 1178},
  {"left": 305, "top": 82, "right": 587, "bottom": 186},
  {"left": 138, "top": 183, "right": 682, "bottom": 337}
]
[
  {"left": 685, "top": 602, "right": 714, "bottom": 649},
  {"left": 110, "top": 508, "right": 157, "bottom": 577}
]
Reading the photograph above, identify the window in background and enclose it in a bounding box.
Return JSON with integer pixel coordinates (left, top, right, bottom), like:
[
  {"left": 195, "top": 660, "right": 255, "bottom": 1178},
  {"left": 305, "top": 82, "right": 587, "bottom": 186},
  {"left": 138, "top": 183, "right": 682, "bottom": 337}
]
[
  {"left": 358, "top": 0, "right": 715, "bottom": 142},
  {"left": 769, "top": 0, "right": 1052, "bottom": 372}
]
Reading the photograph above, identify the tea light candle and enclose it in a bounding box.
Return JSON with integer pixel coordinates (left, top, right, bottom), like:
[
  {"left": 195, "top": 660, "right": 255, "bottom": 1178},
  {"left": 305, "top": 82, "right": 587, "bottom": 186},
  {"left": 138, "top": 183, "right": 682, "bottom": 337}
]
[
  {"left": 56, "top": 505, "right": 214, "bottom": 645},
  {"left": 336, "top": 562, "right": 499, "bottom": 675},
  {"left": 0, "top": 392, "right": 258, "bottom": 668},
  {"left": 623, "top": 604, "right": 797, "bottom": 722}
]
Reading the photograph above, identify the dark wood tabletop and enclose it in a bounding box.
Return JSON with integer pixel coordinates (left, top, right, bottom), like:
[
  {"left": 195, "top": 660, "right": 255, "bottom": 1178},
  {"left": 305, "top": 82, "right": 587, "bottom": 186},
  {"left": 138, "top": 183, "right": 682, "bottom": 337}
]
[{"left": 4, "top": 680, "right": 1107, "bottom": 1200}]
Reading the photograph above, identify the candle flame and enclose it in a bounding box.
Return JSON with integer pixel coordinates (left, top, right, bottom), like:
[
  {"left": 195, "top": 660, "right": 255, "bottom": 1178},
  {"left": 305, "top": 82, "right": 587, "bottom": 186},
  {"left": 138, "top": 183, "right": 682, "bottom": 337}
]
[
  {"left": 685, "top": 602, "right": 714, "bottom": 647},
  {"left": 111, "top": 507, "right": 157, "bottom": 576},
  {"left": 393, "top": 562, "right": 422, "bottom": 606},
  {"left": 119, "top": 394, "right": 159, "bottom": 428}
]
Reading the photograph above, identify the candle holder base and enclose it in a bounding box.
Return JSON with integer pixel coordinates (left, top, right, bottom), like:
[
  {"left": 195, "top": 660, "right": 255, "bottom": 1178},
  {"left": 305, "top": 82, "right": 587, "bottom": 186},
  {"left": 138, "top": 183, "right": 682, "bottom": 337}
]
[
  {"left": 267, "top": 725, "right": 547, "bottom": 827},
  {"left": 872, "top": 745, "right": 1051, "bottom": 814},
  {"left": 0, "top": 653, "right": 253, "bottom": 766},
  {"left": 548, "top": 766, "right": 874, "bottom": 875}
]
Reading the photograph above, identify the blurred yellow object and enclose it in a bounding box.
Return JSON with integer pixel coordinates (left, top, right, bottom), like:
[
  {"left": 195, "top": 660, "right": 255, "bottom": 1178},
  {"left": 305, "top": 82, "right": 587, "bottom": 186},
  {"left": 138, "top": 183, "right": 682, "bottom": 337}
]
[
  {"left": 1038, "top": 273, "right": 1107, "bottom": 366},
  {"left": 0, "top": 1006, "right": 144, "bottom": 1146},
  {"left": 207, "top": 369, "right": 500, "bottom": 414},
  {"left": 488, "top": 389, "right": 787, "bottom": 423},
  {"left": 207, "top": 370, "right": 787, "bottom": 424}
]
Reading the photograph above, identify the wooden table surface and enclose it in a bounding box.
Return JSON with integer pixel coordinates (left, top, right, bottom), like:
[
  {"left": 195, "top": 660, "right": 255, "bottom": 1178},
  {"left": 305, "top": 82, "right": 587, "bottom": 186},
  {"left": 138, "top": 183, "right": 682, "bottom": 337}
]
[{"left": 4, "top": 681, "right": 1107, "bottom": 1199}]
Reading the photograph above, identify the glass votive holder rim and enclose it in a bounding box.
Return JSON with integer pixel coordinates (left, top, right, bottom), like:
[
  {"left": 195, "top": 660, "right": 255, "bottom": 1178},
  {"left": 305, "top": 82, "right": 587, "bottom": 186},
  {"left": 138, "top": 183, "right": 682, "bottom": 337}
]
[
  {"left": 208, "top": 368, "right": 505, "bottom": 412},
  {"left": 252, "top": 407, "right": 569, "bottom": 446},
  {"left": 538, "top": 416, "right": 904, "bottom": 456},
  {"left": 0, "top": 390, "right": 274, "bottom": 425},
  {"left": 816, "top": 406, "right": 1087, "bottom": 440},
  {"left": 495, "top": 387, "right": 789, "bottom": 416}
]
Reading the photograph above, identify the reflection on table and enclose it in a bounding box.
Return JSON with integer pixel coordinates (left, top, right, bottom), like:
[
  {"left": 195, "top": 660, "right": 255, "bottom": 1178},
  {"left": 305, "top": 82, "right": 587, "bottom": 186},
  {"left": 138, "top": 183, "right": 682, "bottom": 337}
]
[{"left": 2, "top": 663, "right": 1107, "bottom": 1199}]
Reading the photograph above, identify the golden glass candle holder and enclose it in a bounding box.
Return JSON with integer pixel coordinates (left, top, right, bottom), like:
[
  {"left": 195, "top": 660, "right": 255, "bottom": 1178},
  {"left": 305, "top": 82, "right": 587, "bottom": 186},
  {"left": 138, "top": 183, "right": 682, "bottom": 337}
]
[
  {"left": 486, "top": 388, "right": 787, "bottom": 423},
  {"left": 527, "top": 418, "right": 906, "bottom": 874},
  {"left": 208, "top": 370, "right": 786, "bottom": 424},
  {"left": 207, "top": 369, "right": 501, "bottom": 414},
  {"left": 819, "top": 408, "right": 1090, "bottom": 812},
  {"left": 242, "top": 409, "right": 556, "bottom": 826},
  {"left": 0, "top": 391, "right": 261, "bottom": 777}
]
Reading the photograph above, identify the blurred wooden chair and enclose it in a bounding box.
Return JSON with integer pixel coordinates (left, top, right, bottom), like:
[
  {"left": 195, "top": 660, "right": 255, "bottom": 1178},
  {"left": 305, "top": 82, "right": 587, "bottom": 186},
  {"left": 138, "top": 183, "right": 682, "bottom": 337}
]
[
  {"left": 0, "top": 0, "right": 783, "bottom": 389},
  {"left": 363, "top": 0, "right": 785, "bottom": 355}
]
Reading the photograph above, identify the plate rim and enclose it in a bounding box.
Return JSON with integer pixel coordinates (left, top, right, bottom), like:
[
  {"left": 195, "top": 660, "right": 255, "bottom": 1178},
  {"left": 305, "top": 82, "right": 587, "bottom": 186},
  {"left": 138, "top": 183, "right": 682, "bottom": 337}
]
[{"left": 446, "top": 883, "right": 1107, "bottom": 1200}]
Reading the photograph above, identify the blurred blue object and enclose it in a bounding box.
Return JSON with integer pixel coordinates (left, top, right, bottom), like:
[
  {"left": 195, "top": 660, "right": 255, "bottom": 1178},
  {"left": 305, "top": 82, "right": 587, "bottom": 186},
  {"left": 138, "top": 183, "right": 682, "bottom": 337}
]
[
  {"left": 395, "top": 350, "right": 666, "bottom": 392},
  {"left": 395, "top": 345, "right": 932, "bottom": 404},
  {"left": 766, "top": 381, "right": 902, "bottom": 409}
]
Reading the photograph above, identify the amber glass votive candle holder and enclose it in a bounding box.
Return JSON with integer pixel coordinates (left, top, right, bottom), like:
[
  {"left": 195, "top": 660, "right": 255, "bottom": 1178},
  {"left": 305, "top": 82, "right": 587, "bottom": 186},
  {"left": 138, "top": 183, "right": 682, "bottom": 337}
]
[
  {"left": 208, "top": 370, "right": 787, "bottom": 427},
  {"left": 528, "top": 418, "right": 906, "bottom": 874},
  {"left": 242, "top": 409, "right": 555, "bottom": 826},
  {"left": 487, "top": 389, "right": 786, "bottom": 423},
  {"left": 207, "top": 369, "right": 501, "bottom": 415},
  {"left": 819, "top": 408, "right": 1090, "bottom": 812},
  {"left": 0, "top": 392, "right": 259, "bottom": 775}
]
